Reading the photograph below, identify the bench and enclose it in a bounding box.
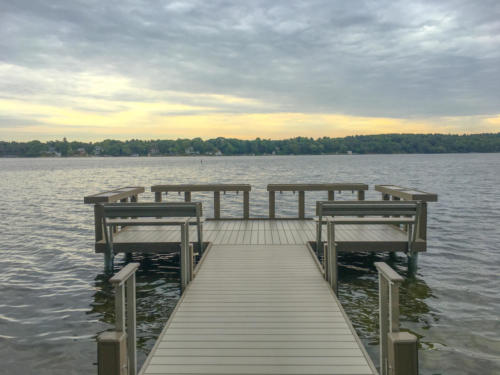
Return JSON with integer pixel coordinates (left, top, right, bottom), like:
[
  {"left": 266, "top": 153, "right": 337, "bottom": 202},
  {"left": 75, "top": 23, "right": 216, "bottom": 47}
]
[
  {"left": 101, "top": 202, "right": 204, "bottom": 271},
  {"left": 316, "top": 200, "right": 422, "bottom": 293},
  {"left": 315, "top": 200, "right": 422, "bottom": 253}
]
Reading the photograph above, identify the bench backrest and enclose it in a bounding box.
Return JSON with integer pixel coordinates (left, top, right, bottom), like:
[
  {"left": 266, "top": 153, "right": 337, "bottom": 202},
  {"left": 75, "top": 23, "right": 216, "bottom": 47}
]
[
  {"left": 102, "top": 202, "right": 202, "bottom": 218},
  {"left": 316, "top": 200, "right": 420, "bottom": 218}
]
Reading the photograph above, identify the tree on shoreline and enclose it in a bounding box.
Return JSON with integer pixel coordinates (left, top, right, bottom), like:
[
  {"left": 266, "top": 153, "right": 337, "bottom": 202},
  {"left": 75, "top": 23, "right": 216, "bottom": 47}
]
[{"left": 1, "top": 133, "right": 500, "bottom": 157}]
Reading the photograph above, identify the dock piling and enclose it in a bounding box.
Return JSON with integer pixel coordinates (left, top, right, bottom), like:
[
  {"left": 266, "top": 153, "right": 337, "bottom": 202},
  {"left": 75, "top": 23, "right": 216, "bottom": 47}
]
[
  {"left": 104, "top": 227, "right": 114, "bottom": 273},
  {"left": 298, "top": 191, "right": 305, "bottom": 219},
  {"left": 243, "top": 191, "right": 250, "bottom": 219},
  {"left": 213, "top": 191, "right": 221, "bottom": 219},
  {"left": 269, "top": 191, "right": 276, "bottom": 218}
]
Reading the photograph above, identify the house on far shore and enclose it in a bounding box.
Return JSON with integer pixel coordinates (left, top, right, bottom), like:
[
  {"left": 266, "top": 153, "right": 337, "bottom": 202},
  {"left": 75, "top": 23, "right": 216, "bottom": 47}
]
[
  {"left": 45, "top": 146, "right": 61, "bottom": 157},
  {"left": 185, "top": 146, "right": 199, "bottom": 155},
  {"left": 93, "top": 146, "right": 102, "bottom": 156},
  {"left": 347, "top": 150, "right": 353, "bottom": 155},
  {"left": 148, "top": 146, "right": 159, "bottom": 156},
  {"left": 76, "top": 148, "right": 87, "bottom": 156},
  {"left": 214, "top": 149, "right": 223, "bottom": 156}
]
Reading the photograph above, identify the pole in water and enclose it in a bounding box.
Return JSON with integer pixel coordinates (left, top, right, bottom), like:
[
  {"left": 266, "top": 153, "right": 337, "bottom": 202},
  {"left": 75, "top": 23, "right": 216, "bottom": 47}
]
[
  {"left": 104, "top": 251, "right": 114, "bottom": 273},
  {"left": 407, "top": 252, "right": 418, "bottom": 275}
]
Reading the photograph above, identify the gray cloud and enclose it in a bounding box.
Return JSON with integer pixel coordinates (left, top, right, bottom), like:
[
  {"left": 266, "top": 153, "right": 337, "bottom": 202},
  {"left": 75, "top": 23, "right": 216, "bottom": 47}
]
[
  {"left": 0, "top": 115, "right": 48, "bottom": 128},
  {"left": 0, "top": 0, "right": 499, "bottom": 118}
]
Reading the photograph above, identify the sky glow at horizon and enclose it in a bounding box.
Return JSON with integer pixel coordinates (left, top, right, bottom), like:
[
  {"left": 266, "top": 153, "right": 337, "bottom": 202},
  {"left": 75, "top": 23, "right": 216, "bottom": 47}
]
[{"left": 1, "top": 0, "right": 499, "bottom": 141}]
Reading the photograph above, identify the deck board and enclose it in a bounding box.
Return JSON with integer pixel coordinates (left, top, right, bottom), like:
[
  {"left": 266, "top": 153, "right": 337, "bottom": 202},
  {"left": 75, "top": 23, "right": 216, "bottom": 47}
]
[{"left": 140, "top": 244, "right": 376, "bottom": 375}]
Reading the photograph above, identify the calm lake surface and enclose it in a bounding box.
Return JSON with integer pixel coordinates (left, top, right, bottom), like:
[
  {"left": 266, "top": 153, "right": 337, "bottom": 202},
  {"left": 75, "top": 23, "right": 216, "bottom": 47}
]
[{"left": 1, "top": 154, "right": 499, "bottom": 374}]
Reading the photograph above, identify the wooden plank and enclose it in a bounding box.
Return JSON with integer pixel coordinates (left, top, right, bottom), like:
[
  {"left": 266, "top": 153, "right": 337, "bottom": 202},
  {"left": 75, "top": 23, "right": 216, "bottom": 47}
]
[
  {"left": 149, "top": 356, "right": 368, "bottom": 365},
  {"left": 267, "top": 183, "right": 368, "bottom": 192},
  {"left": 152, "top": 184, "right": 251, "bottom": 192},
  {"left": 374, "top": 185, "right": 437, "bottom": 202},
  {"left": 169, "top": 322, "right": 350, "bottom": 328},
  {"left": 159, "top": 334, "right": 357, "bottom": 342},
  {"left": 84, "top": 186, "right": 145, "bottom": 204},
  {"left": 157, "top": 340, "right": 362, "bottom": 349},
  {"left": 144, "top": 364, "right": 373, "bottom": 374},
  {"left": 153, "top": 348, "right": 364, "bottom": 356}
]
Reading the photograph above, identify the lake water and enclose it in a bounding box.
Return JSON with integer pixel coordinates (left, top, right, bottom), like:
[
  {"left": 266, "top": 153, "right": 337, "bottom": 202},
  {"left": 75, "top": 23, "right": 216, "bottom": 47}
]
[{"left": 1, "top": 154, "right": 499, "bottom": 374}]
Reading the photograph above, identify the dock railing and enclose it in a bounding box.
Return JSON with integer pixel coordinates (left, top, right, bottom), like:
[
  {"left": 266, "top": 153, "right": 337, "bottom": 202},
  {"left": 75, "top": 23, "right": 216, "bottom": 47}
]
[
  {"left": 375, "top": 185, "right": 437, "bottom": 241},
  {"left": 151, "top": 184, "right": 251, "bottom": 219},
  {"left": 97, "top": 245, "right": 195, "bottom": 375},
  {"left": 84, "top": 186, "right": 145, "bottom": 243},
  {"left": 97, "top": 262, "right": 140, "bottom": 375},
  {"left": 267, "top": 183, "right": 368, "bottom": 219},
  {"left": 322, "top": 243, "right": 418, "bottom": 375},
  {"left": 375, "top": 185, "right": 437, "bottom": 271},
  {"left": 375, "top": 262, "right": 418, "bottom": 375}
]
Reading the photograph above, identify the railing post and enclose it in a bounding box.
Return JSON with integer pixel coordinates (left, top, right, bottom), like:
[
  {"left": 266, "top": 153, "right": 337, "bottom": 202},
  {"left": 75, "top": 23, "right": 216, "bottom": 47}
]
[
  {"left": 375, "top": 262, "right": 417, "bottom": 375},
  {"left": 357, "top": 190, "right": 365, "bottom": 200},
  {"left": 125, "top": 275, "right": 136, "bottom": 375},
  {"left": 418, "top": 202, "right": 427, "bottom": 241},
  {"left": 323, "top": 243, "right": 329, "bottom": 280},
  {"left": 94, "top": 204, "right": 104, "bottom": 243},
  {"left": 115, "top": 284, "right": 126, "bottom": 333},
  {"left": 180, "top": 220, "right": 191, "bottom": 291},
  {"left": 154, "top": 192, "right": 162, "bottom": 202},
  {"left": 328, "top": 190, "right": 334, "bottom": 201},
  {"left": 189, "top": 243, "right": 194, "bottom": 280},
  {"left": 97, "top": 331, "right": 127, "bottom": 375},
  {"left": 180, "top": 222, "right": 188, "bottom": 290},
  {"left": 379, "top": 274, "right": 389, "bottom": 375},
  {"left": 243, "top": 191, "right": 250, "bottom": 219},
  {"left": 387, "top": 332, "right": 418, "bottom": 375},
  {"left": 269, "top": 191, "right": 276, "bottom": 219},
  {"left": 298, "top": 191, "right": 305, "bottom": 219},
  {"left": 326, "top": 220, "right": 338, "bottom": 295},
  {"left": 214, "top": 191, "right": 221, "bottom": 219},
  {"left": 184, "top": 191, "right": 191, "bottom": 202}
]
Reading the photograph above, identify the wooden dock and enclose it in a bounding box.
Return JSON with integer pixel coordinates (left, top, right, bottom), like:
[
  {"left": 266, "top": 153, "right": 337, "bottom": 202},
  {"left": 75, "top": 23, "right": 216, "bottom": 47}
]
[
  {"left": 139, "top": 244, "right": 377, "bottom": 375},
  {"left": 88, "top": 183, "right": 436, "bottom": 375}
]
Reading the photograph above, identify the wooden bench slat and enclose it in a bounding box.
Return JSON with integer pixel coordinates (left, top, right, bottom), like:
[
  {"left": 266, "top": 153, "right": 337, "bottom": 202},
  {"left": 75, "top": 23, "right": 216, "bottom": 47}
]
[
  {"left": 106, "top": 218, "right": 196, "bottom": 226},
  {"left": 330, "top": 218, "right": 415, "bottom": 225}
]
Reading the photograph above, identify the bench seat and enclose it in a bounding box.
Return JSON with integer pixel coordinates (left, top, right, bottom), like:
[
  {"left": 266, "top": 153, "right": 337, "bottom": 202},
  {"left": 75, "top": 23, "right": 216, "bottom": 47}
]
[{"left": 106, "top": 217, "right": 205, "bottom": 226}]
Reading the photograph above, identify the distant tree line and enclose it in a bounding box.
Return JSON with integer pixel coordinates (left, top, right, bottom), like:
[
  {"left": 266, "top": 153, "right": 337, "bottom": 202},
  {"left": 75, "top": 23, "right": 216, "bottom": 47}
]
[{"left": 1, "top": 133, "right": 500, "bottom": 157}]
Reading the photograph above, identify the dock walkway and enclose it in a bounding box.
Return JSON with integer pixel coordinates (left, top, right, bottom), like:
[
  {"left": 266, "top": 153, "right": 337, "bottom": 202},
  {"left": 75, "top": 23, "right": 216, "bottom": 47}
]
[{"left": 139, "top": 244, "right": 377, "bottom": 375}]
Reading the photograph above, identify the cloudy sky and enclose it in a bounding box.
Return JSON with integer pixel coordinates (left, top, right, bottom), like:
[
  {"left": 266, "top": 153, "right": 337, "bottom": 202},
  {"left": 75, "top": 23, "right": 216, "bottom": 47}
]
[{"left": 1, "top": 0, "right": 499, "bottom": 140}]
